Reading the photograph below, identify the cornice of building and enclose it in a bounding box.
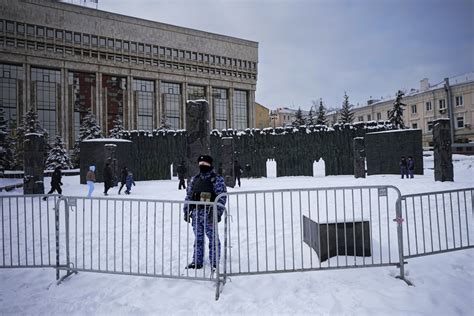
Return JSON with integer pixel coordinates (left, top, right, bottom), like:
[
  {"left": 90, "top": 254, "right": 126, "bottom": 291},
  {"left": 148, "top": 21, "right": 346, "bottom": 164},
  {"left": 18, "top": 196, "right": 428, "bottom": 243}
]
[{"left": 20, "top": 0, "right": 259, "bottom": 49}]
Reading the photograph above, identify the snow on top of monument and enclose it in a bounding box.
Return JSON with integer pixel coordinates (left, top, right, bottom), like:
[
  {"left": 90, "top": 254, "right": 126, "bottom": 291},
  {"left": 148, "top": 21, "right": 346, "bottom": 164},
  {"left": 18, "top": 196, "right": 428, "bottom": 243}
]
[
  {"left": 367, "top": 129, "right": 418, "bottom": 134},
  {"left": 187, "top": 99, "right": 208, "bottom": 103},
  {"left": 82, "top": 138, "right": 132, "bottom": 143},
  {"left": 24, "top": 133, "right": 44, "bottom": 137}
]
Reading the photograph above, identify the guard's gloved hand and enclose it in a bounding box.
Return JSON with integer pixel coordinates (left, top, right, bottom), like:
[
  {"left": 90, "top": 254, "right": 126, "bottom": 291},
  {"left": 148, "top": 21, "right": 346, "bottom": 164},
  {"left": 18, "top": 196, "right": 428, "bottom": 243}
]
[{"left": 207, "top": 210, "right": 222, "bottom": 223}]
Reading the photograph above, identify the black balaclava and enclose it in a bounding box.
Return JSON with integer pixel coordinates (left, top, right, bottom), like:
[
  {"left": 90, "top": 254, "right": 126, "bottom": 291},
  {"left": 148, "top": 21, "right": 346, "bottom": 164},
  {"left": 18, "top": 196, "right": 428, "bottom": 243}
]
[{"left": 199, "top": 165, "right": 212, "bottom": 173}]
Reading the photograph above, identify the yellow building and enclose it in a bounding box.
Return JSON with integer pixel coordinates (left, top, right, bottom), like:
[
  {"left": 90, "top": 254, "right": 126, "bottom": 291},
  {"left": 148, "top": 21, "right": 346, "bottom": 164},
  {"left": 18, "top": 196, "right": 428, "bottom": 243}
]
[{"left": 255, "top": 102, "right": 270, "bottom": 129}]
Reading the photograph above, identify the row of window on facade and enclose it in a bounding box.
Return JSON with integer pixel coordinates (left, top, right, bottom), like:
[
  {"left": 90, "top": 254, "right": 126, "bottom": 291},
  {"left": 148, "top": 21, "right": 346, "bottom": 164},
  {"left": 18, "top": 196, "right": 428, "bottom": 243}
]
[
  {"left": 0, "top": 19, "right": 257, "bottom": 72},
  {"left": 409, "top": 97, "right": 463, "bottom": 114},
  {"left": 0, "top": 64, "right": 249, "bottom": 144},
  {"left": 0, "top": 36, "right": 256, "bottom": 80},
  {"left": 419, "top": 117, "right": 466, "bottom": 132},
  {"left": 356, "top": 96, "right": 465, "bottom": 123}
]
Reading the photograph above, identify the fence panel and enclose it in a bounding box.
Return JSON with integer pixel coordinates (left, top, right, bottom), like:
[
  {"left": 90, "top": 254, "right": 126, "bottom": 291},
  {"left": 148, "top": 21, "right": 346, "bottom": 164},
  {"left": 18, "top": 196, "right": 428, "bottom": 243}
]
[
  {"left": 0, "top": 195, "right": 59, "bottom": 268},
  {"left": 222, "top": 186, "right": 401, "bottom": 276},
  {"left": 58, "top": 196, "right": 222, "bottom": 282},
  {"left": 401, "top": 188, "right": 474, "bottom": 259}
]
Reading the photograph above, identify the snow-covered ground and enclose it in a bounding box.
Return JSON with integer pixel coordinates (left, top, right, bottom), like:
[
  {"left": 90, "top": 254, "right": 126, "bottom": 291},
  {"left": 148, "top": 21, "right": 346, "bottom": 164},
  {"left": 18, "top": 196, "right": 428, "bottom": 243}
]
[{"left": 0, "top": 153, "right": 473, "bottom": 315}]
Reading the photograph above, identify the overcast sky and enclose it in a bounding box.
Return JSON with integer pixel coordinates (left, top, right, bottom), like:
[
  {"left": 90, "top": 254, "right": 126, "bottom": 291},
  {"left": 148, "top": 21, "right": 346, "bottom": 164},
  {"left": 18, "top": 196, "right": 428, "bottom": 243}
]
[{"left": 94, "top": 0, "right": 473, "bottom": 110}]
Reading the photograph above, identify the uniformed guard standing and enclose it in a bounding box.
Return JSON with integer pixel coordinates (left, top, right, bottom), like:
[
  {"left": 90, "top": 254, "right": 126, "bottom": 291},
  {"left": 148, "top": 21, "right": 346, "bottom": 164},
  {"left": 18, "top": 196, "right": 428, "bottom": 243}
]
[{"left": 183, "top": 155, "right": 227, "bottom": 269}]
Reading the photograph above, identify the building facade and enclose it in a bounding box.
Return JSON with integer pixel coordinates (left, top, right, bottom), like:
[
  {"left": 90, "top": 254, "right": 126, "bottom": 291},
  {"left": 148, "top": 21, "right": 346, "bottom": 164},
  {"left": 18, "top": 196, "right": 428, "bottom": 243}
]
[
  {"left": 327, "top": 74, "right": 474, "bottom": 147},
  {"left": 254, "top": 102, "right": 270, "bottom": 129},
  {"left": 0, "top": 0, "right": 258, "bottom": 148}
]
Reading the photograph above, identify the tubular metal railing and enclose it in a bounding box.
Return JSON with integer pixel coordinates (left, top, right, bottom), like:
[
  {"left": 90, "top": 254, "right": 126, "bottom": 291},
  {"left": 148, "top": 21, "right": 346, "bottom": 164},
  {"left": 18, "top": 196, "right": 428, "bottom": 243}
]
[
  {"left": 218, "top": 186, "right": 403, "bottom": 277},
  {"left": 401, "top": 188, "right": 474, "bottom": 259},
  {"left": 1, "top": 186, "right": 473, "bottom": 300},
  {"left": 0, "top": 194, "right": 60, "bottom": 268}
]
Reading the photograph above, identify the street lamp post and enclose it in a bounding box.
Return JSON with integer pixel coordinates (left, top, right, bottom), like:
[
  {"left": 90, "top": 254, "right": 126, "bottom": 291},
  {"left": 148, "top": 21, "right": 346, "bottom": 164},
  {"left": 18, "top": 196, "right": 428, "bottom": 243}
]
[{"left": 270, "top": 110, "right": 277, "bottom": 129}]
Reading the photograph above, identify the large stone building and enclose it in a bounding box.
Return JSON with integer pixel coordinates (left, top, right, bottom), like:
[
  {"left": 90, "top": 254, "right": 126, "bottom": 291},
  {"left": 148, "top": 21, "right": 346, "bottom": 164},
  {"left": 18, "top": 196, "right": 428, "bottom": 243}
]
[
  {"left": 0, "top": 0, "right": 258, "bottom": 148},
  {"left": 327, "top": 73, "right": 474, "bottom": 148}
]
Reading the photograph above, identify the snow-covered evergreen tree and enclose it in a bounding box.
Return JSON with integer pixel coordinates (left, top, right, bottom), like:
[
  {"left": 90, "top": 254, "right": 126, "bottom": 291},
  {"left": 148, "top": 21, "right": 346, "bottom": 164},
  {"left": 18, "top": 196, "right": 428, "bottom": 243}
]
[
  {"left": 388, "top": 90, "right": 407, "bottom": 129},
  {"left": 159, "top": 112, "right": 171, "bottom": 130},
  {"left": 0, "top": 108, "right": 14, "bottom": 170},
  {"left": 71, "top": 111, "right": 103, "bottom": 167},
  {"left": 315, "top": 99, "right": 328, "bottom": 126},
  {"left": 109, "top": 115, "right": 124, "bottom": 138},
  {"left": 292, "top": 107, "right": 306, "bottom": 127},
  {"left": 340, "top": 92, "right": 354, "bottom": 123},
  {"left": 13, "top": 108, "right": 48, "bottom": 169},
  {"left": 306, "top": 107, "right": 315, "bottom": 126},
  {"left": 45, "top": 136, "right": 73, "bottom": 170}
]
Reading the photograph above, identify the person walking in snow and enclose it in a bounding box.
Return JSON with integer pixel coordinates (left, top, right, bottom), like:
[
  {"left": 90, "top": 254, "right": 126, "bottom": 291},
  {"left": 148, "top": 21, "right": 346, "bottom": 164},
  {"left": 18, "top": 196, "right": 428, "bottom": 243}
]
[
  {"left": 86, "top": 165, "right": 96, "bottom": 197},
  {"left": 177, "top": 160, "right": 187, "bottom": 190},
  {"left": 399, "top": 156, "right": 408, "bottom": 179},
  {"left": 118, "top": 166, "right": 128, "bottom": 194},
  {"left": 103, "top": 162, "right": 113, "bottom": 196},
  {"left": 43, "top": 166, "right": 63, "bottom": 200},
  {"left": 407, "top": 156, "right": 415, "bottom": 179},
  {"left": 124, "top": 172, "right": 135, "bottom": 194},
  {"left": 233, "top": 160, "right": 242, "bottom": 187},
  {"left": 183, "top": 155, "right": 227, "bottom": 269}
]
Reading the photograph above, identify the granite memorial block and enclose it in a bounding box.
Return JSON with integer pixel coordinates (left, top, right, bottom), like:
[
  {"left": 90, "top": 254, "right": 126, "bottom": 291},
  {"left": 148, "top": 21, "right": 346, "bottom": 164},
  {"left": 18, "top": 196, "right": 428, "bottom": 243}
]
[
  {"left": 185, "top": 100, "right": 210, "bottom": 178},
  {"left": 433, "top": 118, "right": 453, "bottom": 182},
  {"left": 80, "top": 139, "right": 133, "bottom": 184},
  {"left": 353, "top": 137, "right": 366, "bottom": 178},
  {"left": 365, "top": 129, "right": 423, "bottom": 176},
  {"left": 104, "top": 144, "right": 118, "bottom": 186},
  {"left": 303, "top": 215, "right": 371, "bottom": 262},
  {"left": 23, "top": 133, "right": 45, "bottom": 194},
  {"left": 221, "top": 137, "right": 235, "bottom": 187}
]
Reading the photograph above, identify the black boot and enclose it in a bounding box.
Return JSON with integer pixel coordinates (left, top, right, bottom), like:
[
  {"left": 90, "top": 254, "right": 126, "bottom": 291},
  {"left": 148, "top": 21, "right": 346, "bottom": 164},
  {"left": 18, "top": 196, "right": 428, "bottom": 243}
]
[{"left": 186, "top": 262, "right": 203, "bottom": 269}]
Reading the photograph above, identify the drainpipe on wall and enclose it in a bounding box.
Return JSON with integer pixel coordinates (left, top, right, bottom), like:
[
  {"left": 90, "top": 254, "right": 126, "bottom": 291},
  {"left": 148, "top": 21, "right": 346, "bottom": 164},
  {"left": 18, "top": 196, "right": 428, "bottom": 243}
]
[{"left": 444, "top": 78, "right": 455, "bottom": 144}]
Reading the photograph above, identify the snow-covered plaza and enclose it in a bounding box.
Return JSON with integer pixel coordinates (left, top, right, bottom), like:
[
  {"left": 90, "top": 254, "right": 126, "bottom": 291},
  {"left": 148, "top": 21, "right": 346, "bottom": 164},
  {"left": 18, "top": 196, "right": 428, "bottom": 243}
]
[{"left": 0, "top": 153, "right": 473, "bottom": 315}]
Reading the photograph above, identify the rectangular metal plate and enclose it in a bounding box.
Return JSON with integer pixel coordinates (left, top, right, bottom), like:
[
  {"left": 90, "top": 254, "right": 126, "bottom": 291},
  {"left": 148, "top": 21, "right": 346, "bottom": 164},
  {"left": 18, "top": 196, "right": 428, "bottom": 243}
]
[
  {"left": 378, "top": 187, "right": 388, "bottom": 197},
  {"left": 68, "top": 197, "right": 77, "bottom": 207}
]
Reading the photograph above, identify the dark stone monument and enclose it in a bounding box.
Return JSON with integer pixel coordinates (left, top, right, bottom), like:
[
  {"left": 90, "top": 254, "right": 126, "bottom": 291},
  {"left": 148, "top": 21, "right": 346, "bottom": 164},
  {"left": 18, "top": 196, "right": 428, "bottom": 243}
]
[
  {"left": 303, "top": 215, "right": 371, "bottom": 262},
  {"left": 185, "top": 100, "right": 210, "bottom": 177},
  {"left": 220, "top": 137, "right": 235, "bottom": 187},
  {"left": 433, "top": 118, "right": 453, "bottom": 182},
  {"left": 365, "top": 129, "right": 423, "bottom": 176},
  {"left": 104, "top": 144, "right": 118, "bottom": 186},
  {"left": 23, "top": 133, "right": 45, "bottom": 194},
  {"left": 353, "top": 137, "right": 366, "bottom": 178},
  {"left": 80, "top": 139, "right": 133, "bottom": 184}
]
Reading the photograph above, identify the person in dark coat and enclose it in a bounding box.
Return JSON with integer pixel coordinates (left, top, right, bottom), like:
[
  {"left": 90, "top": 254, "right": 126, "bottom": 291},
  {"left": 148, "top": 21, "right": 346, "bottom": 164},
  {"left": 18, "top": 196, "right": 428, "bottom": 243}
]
[
  {"left": 407, "top": 156, "right": 415, "bottom": 179},
  {"left": 103, "top": 162, "right": 113, "bottom": 196},
  {"left": 118, "top": 166, "right": 128, "bottom": 194},
  {"left": 177, "top": 161, "right": 187, "bottom": 190},
  {"left": 234, "top": 160, "right": 242, "bottom": 187},
  {"left": 399, "top": 156, "right": 408, "bottom": 179},
  {"left": 183, "top": 155, "right": 227, "bottom": 269},
  {"left": 43, "top": 166, "right": 62, "bottom": 200}
]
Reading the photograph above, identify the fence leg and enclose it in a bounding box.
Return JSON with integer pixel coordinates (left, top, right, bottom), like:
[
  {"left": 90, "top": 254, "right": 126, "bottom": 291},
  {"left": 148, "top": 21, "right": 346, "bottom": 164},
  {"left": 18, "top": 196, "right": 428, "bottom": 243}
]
[
  {"left": 55, "top": 199, "right": 60, "bottom": 281},
  {"left": 395, "top": 198, "right": 413, "bottom": 286},
  {"left": 57, "top": 198, "right": 76, "bottom": 284}
]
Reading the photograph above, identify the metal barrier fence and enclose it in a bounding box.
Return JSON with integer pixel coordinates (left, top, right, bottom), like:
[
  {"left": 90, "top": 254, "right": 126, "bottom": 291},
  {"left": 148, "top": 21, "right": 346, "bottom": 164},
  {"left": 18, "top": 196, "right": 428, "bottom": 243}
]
[
  {"left": 1, "top": 186, "right": 473, "bottom": 300},
  {"left": 0, "top": 195, "right": 60, "bottom": 268},
  {"left": 219, "top": 186, "right": 403, "bottom": 277},
  {"left": 401, "top": 188, "right": 474, "bottom": 259},
  {"left": 54, "top": 196, "right": 225, "bottom": 299}
]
